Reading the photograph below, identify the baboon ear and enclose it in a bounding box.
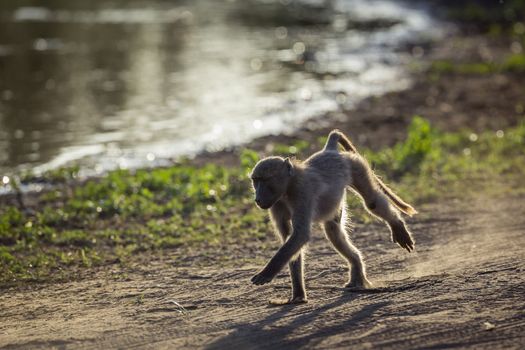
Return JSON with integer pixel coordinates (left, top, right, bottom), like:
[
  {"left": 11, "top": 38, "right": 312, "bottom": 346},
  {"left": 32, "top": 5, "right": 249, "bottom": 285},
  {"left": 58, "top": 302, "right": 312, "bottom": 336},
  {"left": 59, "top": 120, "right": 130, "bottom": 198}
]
[{"left": 284, "top": 157, "right": 294, "bottom": 176}]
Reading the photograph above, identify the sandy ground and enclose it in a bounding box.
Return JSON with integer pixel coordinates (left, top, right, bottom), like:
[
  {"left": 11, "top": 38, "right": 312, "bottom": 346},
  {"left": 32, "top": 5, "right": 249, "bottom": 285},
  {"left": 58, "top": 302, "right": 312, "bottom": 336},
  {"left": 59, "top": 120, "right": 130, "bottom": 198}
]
[{"left": 1, "top": 191, "right": 524, "bottom": 349}]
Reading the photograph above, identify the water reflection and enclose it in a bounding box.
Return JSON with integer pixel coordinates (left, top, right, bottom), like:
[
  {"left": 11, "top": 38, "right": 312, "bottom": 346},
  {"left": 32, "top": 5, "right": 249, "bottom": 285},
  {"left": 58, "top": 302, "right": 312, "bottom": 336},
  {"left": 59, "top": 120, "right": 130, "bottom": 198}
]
[{"left": 0, "top": 0, "right": 442, "bottom": 176}]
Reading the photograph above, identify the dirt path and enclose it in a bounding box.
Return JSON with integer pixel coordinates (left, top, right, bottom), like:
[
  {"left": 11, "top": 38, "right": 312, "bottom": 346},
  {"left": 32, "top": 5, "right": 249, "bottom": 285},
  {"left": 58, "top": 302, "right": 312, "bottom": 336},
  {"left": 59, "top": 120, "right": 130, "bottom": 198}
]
[{"left": 1, "top": 193, "right": 524, "bottom": 349}]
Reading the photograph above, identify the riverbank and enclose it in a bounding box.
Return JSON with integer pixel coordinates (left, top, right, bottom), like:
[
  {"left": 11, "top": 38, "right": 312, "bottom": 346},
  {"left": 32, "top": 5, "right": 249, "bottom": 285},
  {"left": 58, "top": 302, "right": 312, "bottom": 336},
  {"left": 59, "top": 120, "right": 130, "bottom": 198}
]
[{"left": 0, "top": 0, "right": 441, "bottom": 176}]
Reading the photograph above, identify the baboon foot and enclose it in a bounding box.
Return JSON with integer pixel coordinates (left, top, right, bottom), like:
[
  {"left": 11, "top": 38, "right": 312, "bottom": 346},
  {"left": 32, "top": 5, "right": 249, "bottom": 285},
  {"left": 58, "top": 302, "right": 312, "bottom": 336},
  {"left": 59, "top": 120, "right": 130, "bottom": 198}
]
[
  {"left": 391, "top": 221, "right": 415, "bottom": 252},
  {"left": 251, "top": 268, "right": 277, "bottom": 285},
  {"left": 345, "top": 277, "right": 373, "bottom": 290},
  {"left": 268, "top": 295, "right": 308, "bottom": 306}
]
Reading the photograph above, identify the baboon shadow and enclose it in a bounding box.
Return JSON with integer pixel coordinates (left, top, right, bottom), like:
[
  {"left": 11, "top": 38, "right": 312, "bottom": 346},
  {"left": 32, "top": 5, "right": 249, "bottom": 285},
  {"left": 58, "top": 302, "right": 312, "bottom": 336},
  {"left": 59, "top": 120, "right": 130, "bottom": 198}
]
[{"left": 205, "top": 292, "right": 389, "bottom": 350}]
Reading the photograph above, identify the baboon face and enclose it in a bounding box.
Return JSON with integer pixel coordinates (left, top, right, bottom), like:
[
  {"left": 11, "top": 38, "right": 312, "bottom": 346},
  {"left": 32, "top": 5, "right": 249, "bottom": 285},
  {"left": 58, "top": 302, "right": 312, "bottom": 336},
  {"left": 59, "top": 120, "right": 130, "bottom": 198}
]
[{"left": 250, "top": 157, "right": 293, "bottom": 209}]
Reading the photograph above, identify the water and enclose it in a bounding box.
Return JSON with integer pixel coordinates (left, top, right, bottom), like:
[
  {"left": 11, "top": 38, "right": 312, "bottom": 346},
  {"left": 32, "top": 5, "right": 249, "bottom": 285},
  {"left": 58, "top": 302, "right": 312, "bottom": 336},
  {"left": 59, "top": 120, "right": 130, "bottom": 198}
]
[{"left": 0, "top": 0, "right": 442, "bottom": 178}]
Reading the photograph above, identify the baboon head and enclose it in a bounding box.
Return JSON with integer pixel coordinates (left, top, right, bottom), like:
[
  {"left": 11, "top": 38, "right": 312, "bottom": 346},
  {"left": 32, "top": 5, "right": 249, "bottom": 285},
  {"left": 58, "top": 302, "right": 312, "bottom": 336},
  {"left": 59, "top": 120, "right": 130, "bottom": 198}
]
[{"left": 250, "top": 156, "right": 294, "bottom": 209}]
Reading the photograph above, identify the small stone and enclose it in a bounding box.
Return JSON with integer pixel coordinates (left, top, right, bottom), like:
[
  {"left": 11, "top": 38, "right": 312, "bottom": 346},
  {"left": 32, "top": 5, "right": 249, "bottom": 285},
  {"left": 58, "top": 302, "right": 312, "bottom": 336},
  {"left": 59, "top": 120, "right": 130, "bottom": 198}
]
[{"left": 483, "top": 321, "right": 495, "bottom": 331}]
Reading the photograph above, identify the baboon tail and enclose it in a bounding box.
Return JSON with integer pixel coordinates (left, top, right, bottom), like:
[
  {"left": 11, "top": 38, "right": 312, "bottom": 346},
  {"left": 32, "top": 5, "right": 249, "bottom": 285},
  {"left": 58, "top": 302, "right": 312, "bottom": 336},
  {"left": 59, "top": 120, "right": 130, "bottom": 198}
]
[
  {"left": 324, "top": 129, "right": 357, "bottom": 153},
  {"left": 376, "top": 176, "right": 418, "bottom": 216}
]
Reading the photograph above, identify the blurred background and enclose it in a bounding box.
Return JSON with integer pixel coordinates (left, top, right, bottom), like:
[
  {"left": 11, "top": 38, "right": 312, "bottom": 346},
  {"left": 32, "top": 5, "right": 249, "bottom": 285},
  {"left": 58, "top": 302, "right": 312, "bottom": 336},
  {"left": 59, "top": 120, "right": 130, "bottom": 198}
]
[{"left": 0, "top": 0, "right": 441, "bottom": 177}]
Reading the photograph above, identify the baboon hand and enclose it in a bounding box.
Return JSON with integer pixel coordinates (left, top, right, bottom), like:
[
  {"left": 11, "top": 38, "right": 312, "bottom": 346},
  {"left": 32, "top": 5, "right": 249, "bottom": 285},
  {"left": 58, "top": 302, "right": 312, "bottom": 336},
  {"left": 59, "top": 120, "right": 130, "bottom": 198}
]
[
  {"left": 251, "top": 268, "right": 277, "bottom": 285},
  {"left": 392, "top": 228, "right": 415, "bottom": 252}
]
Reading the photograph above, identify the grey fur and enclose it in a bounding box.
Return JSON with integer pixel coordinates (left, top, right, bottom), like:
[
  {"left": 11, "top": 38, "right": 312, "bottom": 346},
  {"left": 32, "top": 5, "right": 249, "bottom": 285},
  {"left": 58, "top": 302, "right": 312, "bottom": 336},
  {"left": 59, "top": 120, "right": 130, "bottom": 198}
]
[{"left": 249, "top": 130, "right": 416, "bottom": 303}]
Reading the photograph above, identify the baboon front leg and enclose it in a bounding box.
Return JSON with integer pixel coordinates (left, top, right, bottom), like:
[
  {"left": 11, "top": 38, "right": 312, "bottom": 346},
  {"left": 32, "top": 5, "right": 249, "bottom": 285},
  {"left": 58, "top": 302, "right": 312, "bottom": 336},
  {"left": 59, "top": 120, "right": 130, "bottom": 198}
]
[
  {"left": 265, "top": 203, "right": 307, "bottom": 304},
  {"left": 268, "top": 251, "right": 307, "bottom": 305},
  {"left": 251, "top": 206, "right": 311, "bottom": 287},
  {"left": 323, "top": 212, "right": 372, "bottom": 289},
  {"left": 286, "top": 252, "right": 307, "bottom": 303},
  {"left": 251, "top": 227, "right": 310, "bottom": 286}
]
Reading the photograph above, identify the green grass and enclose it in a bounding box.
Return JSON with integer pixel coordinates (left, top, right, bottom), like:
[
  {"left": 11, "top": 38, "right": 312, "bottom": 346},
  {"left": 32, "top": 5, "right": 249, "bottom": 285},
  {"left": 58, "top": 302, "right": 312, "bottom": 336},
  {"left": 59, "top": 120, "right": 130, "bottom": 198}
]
[
  {"left": 363, "top": 117, "right": 525, "bottom": 204},
  {"left": 430, "top": 54, "right": 525, "bottom": 75},
  {"left": 1, "top": 117, "right": 524, "bottom": 284},
  {"left": 1, "top": 156, "right": 268, "bottom": 283}
]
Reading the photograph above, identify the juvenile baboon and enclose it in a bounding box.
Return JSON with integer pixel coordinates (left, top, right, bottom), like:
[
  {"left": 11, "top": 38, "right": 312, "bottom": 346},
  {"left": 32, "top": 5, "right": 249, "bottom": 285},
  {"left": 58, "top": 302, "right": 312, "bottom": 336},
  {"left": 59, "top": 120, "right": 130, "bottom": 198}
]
[{"left": 249, "top": 129, "right": 416, "bottom": 304}]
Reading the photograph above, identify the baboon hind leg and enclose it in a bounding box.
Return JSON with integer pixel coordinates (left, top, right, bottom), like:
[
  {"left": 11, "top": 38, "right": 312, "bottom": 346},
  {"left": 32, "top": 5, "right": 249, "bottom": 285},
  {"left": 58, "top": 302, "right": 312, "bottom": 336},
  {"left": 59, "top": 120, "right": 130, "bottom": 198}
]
[
  {"left": 323, "top": 202, "right": 372, "bottom": 289},
  {"left": 269, "top": 202, "right": 307, "bottom": 304},
  {"left": 351, "top": 157, "right": 415, "bottom": 251}
]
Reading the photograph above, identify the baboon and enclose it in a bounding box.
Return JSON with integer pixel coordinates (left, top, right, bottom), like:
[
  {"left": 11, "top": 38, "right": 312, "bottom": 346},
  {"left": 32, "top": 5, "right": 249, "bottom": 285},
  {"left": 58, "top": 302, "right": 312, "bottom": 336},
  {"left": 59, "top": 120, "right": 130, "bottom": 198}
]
[{"left": 249, "top": 129, "right": 416, "bottom": 304}]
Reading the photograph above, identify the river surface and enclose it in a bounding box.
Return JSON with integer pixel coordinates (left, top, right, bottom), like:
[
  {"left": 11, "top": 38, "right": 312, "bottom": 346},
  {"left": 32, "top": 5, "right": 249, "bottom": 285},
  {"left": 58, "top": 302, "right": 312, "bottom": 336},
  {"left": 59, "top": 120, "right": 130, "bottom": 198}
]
[{"left": 0, "top": 0, "right": 442, "bottom": 178}]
